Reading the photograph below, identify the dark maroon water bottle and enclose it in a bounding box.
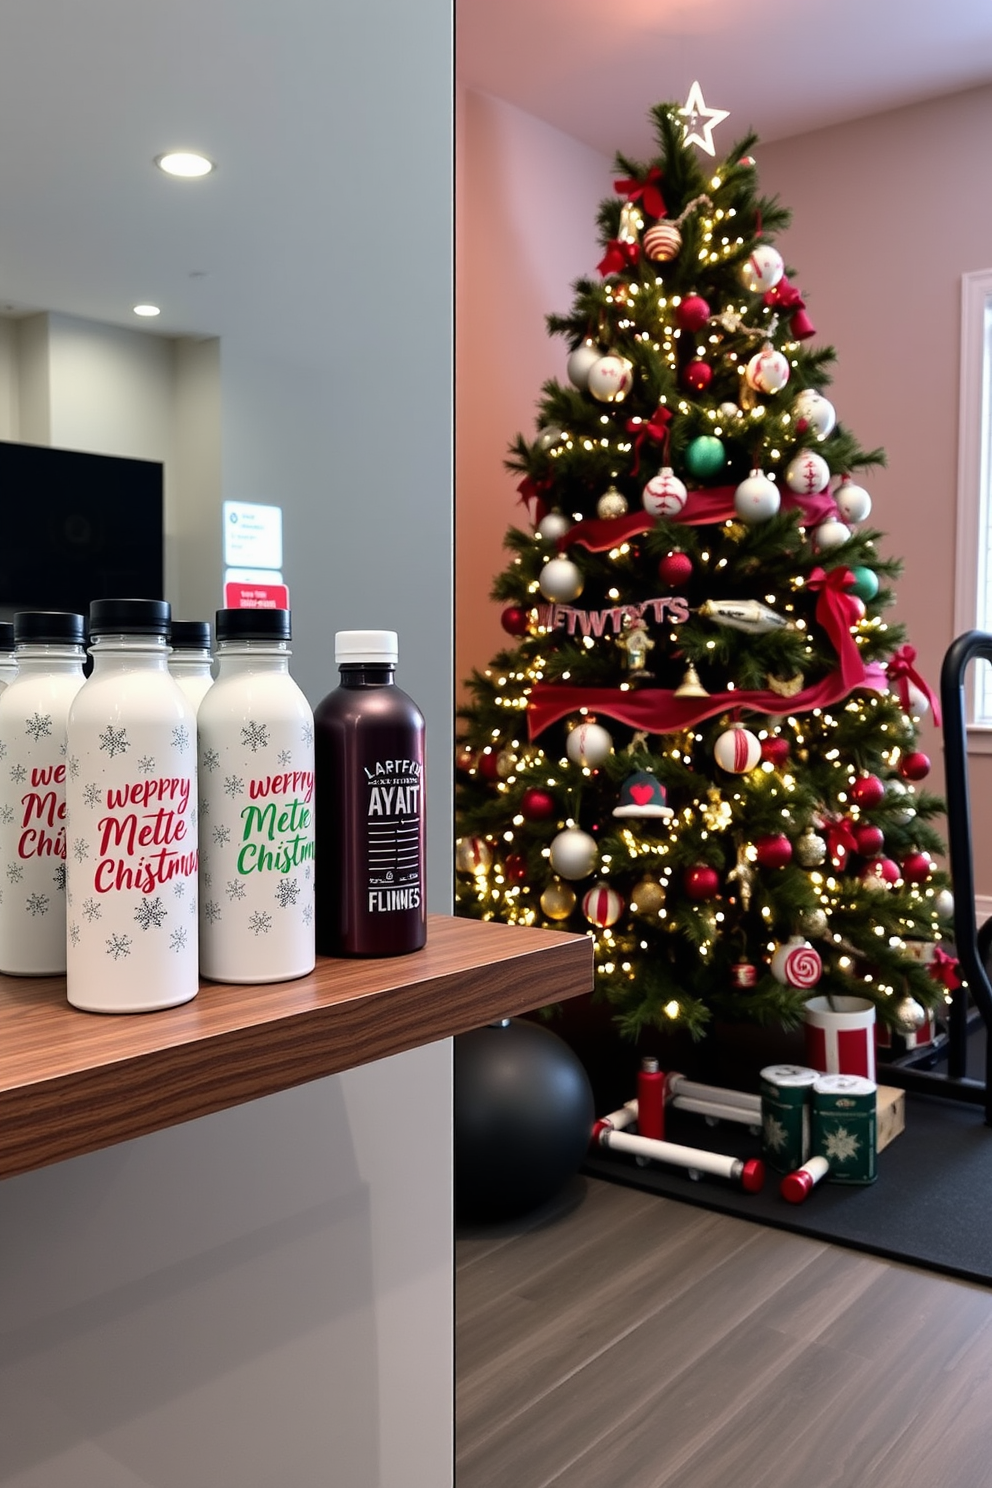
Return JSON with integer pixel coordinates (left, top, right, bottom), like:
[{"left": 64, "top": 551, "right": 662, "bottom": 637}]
[{"left": 314, "top": 629, "right": 426, "bottom": 956}]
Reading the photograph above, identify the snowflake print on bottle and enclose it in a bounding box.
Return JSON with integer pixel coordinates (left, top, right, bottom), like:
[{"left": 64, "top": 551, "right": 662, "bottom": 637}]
[
  {"left": 198, "top": 608, "right": 315, "bottom": 982},
  {"left": 65, "top": 599, "right": 199, "bottom": 1013},
  {"left": 0, "top": 611, "right": 87, "bottom": 975}
]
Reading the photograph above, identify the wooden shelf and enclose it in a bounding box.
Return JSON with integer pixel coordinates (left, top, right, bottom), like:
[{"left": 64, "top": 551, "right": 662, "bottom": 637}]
[{"left": 0, "top": 914, "right": 592, "bottom": 1181}]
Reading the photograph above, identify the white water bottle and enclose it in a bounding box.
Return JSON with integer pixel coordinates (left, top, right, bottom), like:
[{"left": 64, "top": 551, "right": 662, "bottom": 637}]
[
  {"left": 168, "top": 619, "right": 214, "bottom": 714},
  {"left": 197, "top": 608, "right": 315, "bottom": 983},
  {"left": 0, "top": 611, "right": 86, "bottom": 974},
  {"left": 0, "top": 622, "right": 17, "bottom": 690},
  {"left": 65, "top": 598, "right": 199, "bottom": 1013}
]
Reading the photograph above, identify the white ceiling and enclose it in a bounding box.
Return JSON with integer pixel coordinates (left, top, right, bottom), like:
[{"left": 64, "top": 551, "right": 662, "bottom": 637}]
[{"left": 0, "top": 1, "right": 990, "bottom": 361}]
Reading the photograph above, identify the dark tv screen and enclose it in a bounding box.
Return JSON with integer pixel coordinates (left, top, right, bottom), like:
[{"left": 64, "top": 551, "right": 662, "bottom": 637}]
[{"left": 0, "top": 440, "right": 163, "bottom": 620}]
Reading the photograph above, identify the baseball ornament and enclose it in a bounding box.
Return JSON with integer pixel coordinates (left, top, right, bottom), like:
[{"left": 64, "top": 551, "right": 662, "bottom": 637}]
[
  {"left": 792, "top": 390, "right": 836, "bottom": 438},
  {"left": 785, "top": 450, "right": 830, "bottom": 495},
  {"left": 683, "top": 864, "right": 720, "bottom": 901},
  {"left": 566, "top": 719, "right": 613, "bottom": 768},
  {"left": 536, "top": 510, "right": 572, "bottom": 543},
  {"left": 675, "top": 294, "right": 711, "bottom": 331},
  {"left": 734, "top": 469, "right": 781, "bottom": 523},
  {"left": 549, "top": 827, "right": 598, "bottom": 880},
  {"left": 587, "top": 354, "right": 633, "bottom": 403},
  {"left": 500, "top": 605, "right": 531, "bottom": 636},
  {"left": 520, "top": 787, "right": 556, "bottom": 822},
  {"left": 540, "top": 879, "right": 577, "bottom": 920},
  {"left": 745, "top": 344, "right": 790, "bottom": 394},
  {"left": 682, "top": 359, "right": 712, "bottom": 393},
  {"left": 567, "top": 340, "right": 602, "bottom": 390},
  {"left": 582, "top": 880, "right": 625, "bottom": 928},
  {"left": 812, "top": 519, "right": 852, "bottom": 552},
  {"left": 597, "top": 485, "right": 629, "bottom": 519},
  {"left": 685, "top": 435, "right": 726, "bottom": 479},
  {"left": 740, "top": 243, "right": 785, "bottom": 293},
  {"left": 643, "top": 222, "right": 682, "bottom": 261},
  {"left": 456, "top": 837, "right": 493, "bottom": 876},
  {"left": 643, "top": 466, "right": 688, "bottom": 519},
  {"left": 834, "top": 478, "right": 872, "bottom": 524},
  {"left": 770, "top": 937, "right": 822, "bottom": 988},
  {"left": 539, "top": 556, "right": 584, "bottom": 602},
  {"left": 714, "top": 724, "right": 762, "bottom": 774}
]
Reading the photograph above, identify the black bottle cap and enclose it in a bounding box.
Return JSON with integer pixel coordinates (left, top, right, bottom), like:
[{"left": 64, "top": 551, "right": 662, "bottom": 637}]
[
  {"left": 14, "top": 611, "right": 87, "bottom": 646},
  {"left": 170, "top": 620, "right": 212, "bottom": 650},
  {"left": 0, "top": 622, "right": 13, "bottom": 652},
  {"left": 88, "top": 598, "right": 171, "bottom": 636},
  {"left": 215, "top": 608, "right": 291, "bottom": 642}
]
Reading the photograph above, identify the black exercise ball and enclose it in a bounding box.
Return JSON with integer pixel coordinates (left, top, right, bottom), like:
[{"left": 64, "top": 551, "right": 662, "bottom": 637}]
[{"left": 454, "top": 1018, "right": 595, "bottom": 1221}]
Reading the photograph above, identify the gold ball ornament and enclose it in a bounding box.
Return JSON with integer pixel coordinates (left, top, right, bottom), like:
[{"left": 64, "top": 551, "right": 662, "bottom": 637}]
[
  {"left": 799, "top": 907, "right": 829, "bottom": 938},
  {"left": 597, "top": 485, "right": 629, "bottom": 519},
  {"left": 630, "top": 876, "right": 666, "bottom": 916},
  {"left": 495, "top": 747, "right": 516, "bottom": 779},
  {"left": 540, "top": 879, "right": 577, "bottom": 921},
  {"left": 796, "top": 827, "right": 828, "bottom": 868}
]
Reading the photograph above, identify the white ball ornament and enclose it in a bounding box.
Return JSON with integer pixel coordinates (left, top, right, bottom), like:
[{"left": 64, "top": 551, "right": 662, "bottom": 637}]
[
  {"left": 745, "top": 345, "right": 790, "bottom": 394},
  {"left": 549, "top": 827, "right": 598, "bottom": 881},
  {"left": 714, "top": 724, "right": 762, "bottom": 773},
  {"left": 812, "top": 519, "right": 852, "bottom": 552},
  {"left": 536, "top": 510, "right": 572, "bottom": 543},
  {"left": 734, "top": 469, "right": 781, "bottom": 523},
  {"left": 566, "top": 719, "right": 613, "bottom": 768},
  {"left": 770, "top": 937, "right": 822, "bottom": 988},
  {"left": 785, "top": 449, "right": 830, "bottom": 495},
  {"left": 539, "top": 556, "right": 584, "bottom": 602},
  {"left": 535, "top": 424, "right": 563, "bottom": 452},
  {"left": 886, "top": 778, "right": 916, "bottom": 824},
  {"left": 596, "top": 485, "right": 629, "bottom": 519},
  {"left": 587, "top": 355, "right": 633, "bottom": 403},
  {"left": 582, "top": 880, "right": 624, "bottom": 929},
  {"left": 718, "top": 402, "right": 740, "bottom": 421},
  {"left": 793, "top": 390, "right": 836, "bottom": 439},
  {"left": 567, "top": 341, "right": 602, "bottom": 391},
  {"left": 935, "top": 888, "right": 955, "bottom": 919},
  {"left": 835, "top": 478, "right": 872, "bottom": 524},
  {"left": 741, "top": 244, "right": 785, "bottom": 293},
  {"left": 642, "top": 467, "right": 688, "bottom": 520}
]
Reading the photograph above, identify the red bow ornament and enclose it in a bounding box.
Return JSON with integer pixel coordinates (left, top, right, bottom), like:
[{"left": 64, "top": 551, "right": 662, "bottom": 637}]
[
  {"left": 807, "top": 566, "right": 865, "bottom": 688},
  {"left": 598, "top": 238, "right": 639, "bottom": 278},
  {"left": 517, "top": 474, "right": 553, "bottom": 523},
  {"left": 613, "top": 167, "right": 667, "bottom": 221},
  {"left": 929, "top": 945, "right": 962, "bottom": 992},
  {"left": 826, "top": 815, "right": 858, "bottom": 872},
  {"left": 764, "top": 276, "right": 815, "bottom": 340},
  {"left": 626, "top": 405, "right": 672, "bottom": 476},
  {"left": 887, "top": 644, "right": 942, "bottom": 725}
]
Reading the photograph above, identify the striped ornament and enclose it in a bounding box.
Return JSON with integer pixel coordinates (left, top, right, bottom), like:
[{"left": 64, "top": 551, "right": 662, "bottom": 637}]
[
  {"left": 642, "top": 223, "right": 682, "bottom": 262},
  {"left": 582, "top": 880, "right": 624, "bottom": 928},
  {"left": 771, "top": 937, "right": 822, "bottom": 989},
  {"left": 713, "top": 725, "right": 761, "bottom": 774}
]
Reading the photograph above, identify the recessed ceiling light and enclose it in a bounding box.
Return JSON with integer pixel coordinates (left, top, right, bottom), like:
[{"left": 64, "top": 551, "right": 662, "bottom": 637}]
[
  {"left": 155, "top": 151, "right": 215, "bottom": 178},
  {"left": 133, "top": 304, "right": 161, "bottom": 317}
]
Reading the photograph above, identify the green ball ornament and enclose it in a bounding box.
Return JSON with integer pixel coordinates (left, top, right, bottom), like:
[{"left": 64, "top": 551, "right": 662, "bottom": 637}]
[
  {"left": 850, "top": 566, "right": 879, "bottom": 603},
  {"left": 685, "top": 436, "right": 726, "bottom": 480}
]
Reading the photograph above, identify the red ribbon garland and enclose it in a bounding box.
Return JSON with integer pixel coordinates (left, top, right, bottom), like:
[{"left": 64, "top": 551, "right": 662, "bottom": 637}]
[
  {"left": 764, "top": 276, "right": 816, "bottom": 341},
  {"left": 887, "top": 644, "right": 942, "bottom": 725},
  {"left": 825, "top": 815, "right": 857, "bottom": 872},
  {"left": 807, "top": 566, "right": 863, "bottom": 690},
  {"left": 517, "top": 474, "right": 553, "bottom": 523},
  {"left": 930, "top": 945, "right": 962, "bottom": 991},
  {"left": 556, "top": 488, "right": 839, "bottom": 552},
  {"left": 625, "top": 406, "right": 672, "bottom": 475},
  {"left": 597, "top": 238, "right": 639, "bottom": 278},
  {"left": 614, "top": 168, "right": 667, "bottom": 221}
]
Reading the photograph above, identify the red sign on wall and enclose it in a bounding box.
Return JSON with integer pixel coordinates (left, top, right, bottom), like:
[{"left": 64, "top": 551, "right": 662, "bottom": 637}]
[{"left": 224, "top": 581, "right": 290, "bottom": 610}]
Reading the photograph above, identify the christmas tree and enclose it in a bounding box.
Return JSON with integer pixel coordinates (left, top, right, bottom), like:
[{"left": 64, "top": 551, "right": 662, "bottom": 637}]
[{"left": 455, "top": 97, "right": 956, "bottom": 1048}]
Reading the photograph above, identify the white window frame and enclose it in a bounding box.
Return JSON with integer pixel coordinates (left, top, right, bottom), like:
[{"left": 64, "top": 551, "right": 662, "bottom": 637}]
[{"left": 955, "top": 268, "right": 992, "bottom": 750}]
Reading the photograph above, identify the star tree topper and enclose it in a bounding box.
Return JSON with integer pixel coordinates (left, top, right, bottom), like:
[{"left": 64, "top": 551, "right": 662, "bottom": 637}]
[{"left": 679, "top": 81, "right": 729, "bottom": 157}]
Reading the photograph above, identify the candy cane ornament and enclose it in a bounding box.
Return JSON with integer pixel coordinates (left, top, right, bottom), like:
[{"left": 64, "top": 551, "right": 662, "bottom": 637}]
[{"left": 593, "top": 1123, "right": 764, "bottom": 1191}]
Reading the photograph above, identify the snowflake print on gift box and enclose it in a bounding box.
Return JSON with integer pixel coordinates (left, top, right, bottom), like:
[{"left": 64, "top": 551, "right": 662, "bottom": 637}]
[
  {"left": 173, "top": 880, "right": 186, "bottom": 898},
  {"left": 302, "top": 721, "right": 314, "bottom": 746},
  {"left": 205, "top": 900, "right": 222, "bottom": 924},
  {"left": 0, "top": 739, "right": 6, "bottom": 759},
  {"left": 763, "top": 1115, "right": 787, "bottom": 1155},
  {"left": 212, "top": 825, "right": 231, "bottom": 846},
  {"left": 303, "top": 902, "right": 313, "bottom": 927},
  {"left": 99, "top": 724, "right": 129, "bottom": 758},
  {"left": 106, "top": 932, "right": 133, "bottom": 960},
  {"left": 169, "top": 926, "right": 188, "bottom": 952},
  {"left": 83, "top": 782, "right": 102, "bottom": 808},
  {"left": 69, "top": 921, "right": 80, "bottom": 946},
  {"left": 82, "top": 897, "right": 102, "bottom": 922},
  {"left": 188, "top": 893, "right": 197, "bottom": 917},
  {"left": 67, "top": 755, "right": 80, "bottom": 779},
  {"left": 172, "top": 725, "right": 190, "bottom": 753},
  {"left": 248, "top": 910, "right": 272, "bottom": 936},
  {"left": 241, "top": 721, "right": 269, "bottom": 754},
  {"left": 0, "top": 805, "right": 12, "bottom": 826},
  {"left": 277, "top": 749, "right": 292, "bottom": 767},
  {"left": 134, "top": 896, "right": 167, "bottom": 931},
  {"left": 223, "top": 775, "right": 243, "bottom": 799},
  {"left": 52, "top": 863, "right": 66, "bottom": 893},
  {"left": 26, "top": 892, "right": 49, "bottom": 917},
  {"left": 137, "top": 755, "right": 156, "bottom": 775},
  {"left": 226, "top": 879, "right": 246, "bottom": 902},
  {"left": 202, "top": 748, "right": 220, "bottom": 772},
  {"left": 24, "top": 712, "right": 52, "bottom": 741},
  {"left": 72, "top": 838, "right": 89, "bottom": 862},
  {"left": 274, "top": 877, "right": 300, "bottom": 908},
  {"left": 9, "top": 763, "right": 26, "bottom": 784},
  {"left": 823, "top": 1126, "right": 861, "bottom": 1163},
  {"left": 6, "top": 863, "right": 23, "bottom": 884}
]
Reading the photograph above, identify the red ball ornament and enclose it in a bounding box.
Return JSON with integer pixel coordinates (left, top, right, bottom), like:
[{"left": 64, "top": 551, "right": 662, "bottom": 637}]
[
  {"left": 862, "top": 857, "right": 900, "bottom": 888},
  {"left": 849, "top": 773, "right": 885, "bottom": 809},
  {"left": 900, "top": 752, "right": 931, "bottom": 781},
  {"left": 504, "top": 853, "right": 529, "bottom": 884},
  {"left": 682, "top": 359, "right": 712, "bottom": 392},
  {"left": 478, "top": 749, "right": 501, "bottom": 781},
  {"left": 684, "top": 865, "right": 720, "bottom": 901},
  {"left": 455, "top": 742, "right": 475, "bottom": 774},
  {"left": 520, "top": 787, "right": 556, "bottom": 822},
  {"left": 500, "top": 605, "right": 531, "bottom": 637},
  {"left": 760, "top": 736, "right": 790, "bottom": 767},
  {"left": 853, "top": 823, "right": 885, "bottom": 857},
  {"left": 901, "top": 851, "right": 933, "bottom": 883},
  {"left": 675, "top": 295, "right": 711, "bottom": 332},
  {"left": 658, "top": 550, "right": 692, "bottom": 587},
  {"left": 754, "top": 834, "right": 792, "bottom": 869}
]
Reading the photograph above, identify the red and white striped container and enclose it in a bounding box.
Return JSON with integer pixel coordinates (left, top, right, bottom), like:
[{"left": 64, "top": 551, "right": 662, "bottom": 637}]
[{"left": 804, "top": 995, "right": 876, "bottom": 1082}]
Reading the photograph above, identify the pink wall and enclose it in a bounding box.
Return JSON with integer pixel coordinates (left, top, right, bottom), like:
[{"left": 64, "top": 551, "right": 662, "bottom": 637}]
[
  {"left": 455, "top": 89, "right": 610, "bottom": 699},
  {"left": 456, "top": 80, "right": 992, "bottom": 892}
]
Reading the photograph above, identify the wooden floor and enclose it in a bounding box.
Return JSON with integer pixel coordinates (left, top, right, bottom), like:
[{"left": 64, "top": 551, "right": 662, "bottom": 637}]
[{"left": 456, "top": 1174, "right": 992, "bottom": 1488}]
